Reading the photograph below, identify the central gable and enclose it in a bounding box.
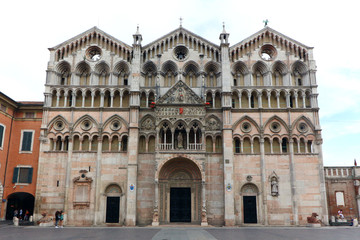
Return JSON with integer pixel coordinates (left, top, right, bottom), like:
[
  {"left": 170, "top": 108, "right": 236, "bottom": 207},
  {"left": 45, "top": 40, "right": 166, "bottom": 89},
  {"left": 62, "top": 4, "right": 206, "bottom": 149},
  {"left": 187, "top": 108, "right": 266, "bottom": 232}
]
[{"left": 157, "top": 80, "right": 203, "bottom": 105}]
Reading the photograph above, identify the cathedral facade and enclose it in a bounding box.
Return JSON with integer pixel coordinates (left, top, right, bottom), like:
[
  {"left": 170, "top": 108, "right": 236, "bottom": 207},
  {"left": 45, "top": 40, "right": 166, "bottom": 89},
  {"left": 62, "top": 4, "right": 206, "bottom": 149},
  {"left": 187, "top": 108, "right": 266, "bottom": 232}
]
[{"left": 34, "top": 24, "right": 328, "bottom": 226}]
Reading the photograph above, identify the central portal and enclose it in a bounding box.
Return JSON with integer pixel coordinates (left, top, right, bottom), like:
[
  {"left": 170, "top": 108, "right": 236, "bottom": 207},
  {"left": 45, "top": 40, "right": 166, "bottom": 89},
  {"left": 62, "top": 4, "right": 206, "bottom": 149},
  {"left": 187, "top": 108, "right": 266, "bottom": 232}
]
[
  {"left": 170, "top": 188, "right": 191, "bottom": 222},
  {"left": 157, "top": 157, "right": 203, "bottom": 224}
]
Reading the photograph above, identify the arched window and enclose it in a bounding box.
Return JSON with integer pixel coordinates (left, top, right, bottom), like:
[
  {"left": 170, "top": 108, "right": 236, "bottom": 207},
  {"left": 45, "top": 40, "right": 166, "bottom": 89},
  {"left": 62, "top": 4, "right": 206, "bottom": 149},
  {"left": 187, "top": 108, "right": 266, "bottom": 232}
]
[
  {"left": 111, "top": 136, "right": 119, "bottom": 151},
  {"left": 253, "top": 138, "right": 260, "bottom": 154},
  {"left": 215, "top": 136, "right": 222, "bottom": 153},
  {"left": 139, "top": 136, "right": 146, "bottom": 153},
  {"left": 55, "top": 136, "right": 62, "bottom": 151},
  {"left": 234, "top": 137, "right": 241, "bottom": 153},
  {"left": 281, "top": 138, "right": 289, "bottom": 153},
  {"left": 243, "top": 137, "right": 251, "bottom": 154},
  {"left": 264, "top": 138, "right": 271, "bottom": 154},
  {"left": 273, "top": 138, "right": 281, "bottom": 153},
  {"left": 73, "top": 135, "right": 80, "bottom": 151},
  {"left": 102, "top": 136, "right": 109, "bottom": 151},
  {"left": 82, "top": 136, "right": 90, "bottom": 151},
  {"left": 91, "top": 136, "right": 98, "bottom": 151},
  {"left": 206, "top": 136, "right": 213, "bottom": 153},
  {"left": 148, "top": 136, "right": 155, "bottom": 152},
  {"left": 121, "top": 136, "right": 128, "bottom": 151}
]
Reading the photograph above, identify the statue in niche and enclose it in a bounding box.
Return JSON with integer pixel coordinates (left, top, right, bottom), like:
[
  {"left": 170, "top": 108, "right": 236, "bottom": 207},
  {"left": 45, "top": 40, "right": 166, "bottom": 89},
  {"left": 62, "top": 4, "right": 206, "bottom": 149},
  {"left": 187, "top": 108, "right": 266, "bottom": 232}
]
[
  {"left": 271, "top": 176, "right": 279, "bottom": 196},
  {"left": 177, "top": 132, "right": 183, "bottom": 149}
]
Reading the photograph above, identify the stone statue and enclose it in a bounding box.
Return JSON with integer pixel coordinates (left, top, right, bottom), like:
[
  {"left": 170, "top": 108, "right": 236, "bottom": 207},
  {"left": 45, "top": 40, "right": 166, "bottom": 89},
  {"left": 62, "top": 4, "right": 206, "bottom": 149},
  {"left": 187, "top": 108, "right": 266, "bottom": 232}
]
[
  {"left": 177, "top": 133, "right": 183, "bottom": 149},
  {"left": 307, "top": 213, "right": 321, "bottom": 224},
  {"left": 271, "top": 177, "right": 278, "bottom": 196}
]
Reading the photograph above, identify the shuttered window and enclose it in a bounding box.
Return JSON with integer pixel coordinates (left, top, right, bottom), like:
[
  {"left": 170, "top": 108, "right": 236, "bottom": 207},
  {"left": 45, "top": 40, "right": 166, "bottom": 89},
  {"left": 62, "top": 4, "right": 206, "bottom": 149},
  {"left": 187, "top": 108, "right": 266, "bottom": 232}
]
[
  {"left": 12, "top": 167, "right": 33, "bottom": 183},
  {"left": 0, "top": 125, "right": 4, "bottom": 148},
  {"left": 21, "top": 131, "right": 33, "bottom": 151}
]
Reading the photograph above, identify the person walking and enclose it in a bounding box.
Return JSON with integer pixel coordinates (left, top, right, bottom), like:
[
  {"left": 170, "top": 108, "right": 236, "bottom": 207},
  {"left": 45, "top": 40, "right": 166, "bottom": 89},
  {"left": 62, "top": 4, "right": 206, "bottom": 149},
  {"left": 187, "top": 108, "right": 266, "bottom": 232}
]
[
  {"left": 59, "top": 211, "right": 64, "bottom": 228},
  {"left": 54, "top": 211, "right": 60, "bottom": 228}
]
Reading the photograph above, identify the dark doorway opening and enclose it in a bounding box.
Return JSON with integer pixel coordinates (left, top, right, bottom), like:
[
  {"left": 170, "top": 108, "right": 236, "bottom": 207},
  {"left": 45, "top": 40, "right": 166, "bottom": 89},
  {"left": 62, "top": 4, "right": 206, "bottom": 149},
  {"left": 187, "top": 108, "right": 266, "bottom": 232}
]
[
  {"left": 243, "top": 196, "right": 257, "bottom": 223},
  {"left": 170, "top": 188, "right": 191, "bottom": 222},
  {"left": 106, "top": 196, "right": 120, "bottom": 223},
  {"left": 6, "top": 192, "right": 35, "bottom": 220}
]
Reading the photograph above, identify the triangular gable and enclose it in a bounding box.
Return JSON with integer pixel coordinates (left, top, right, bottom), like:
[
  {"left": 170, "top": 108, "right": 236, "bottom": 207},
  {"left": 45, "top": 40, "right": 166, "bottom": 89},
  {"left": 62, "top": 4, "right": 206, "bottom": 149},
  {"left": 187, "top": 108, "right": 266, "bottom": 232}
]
[
  {"left": 49, "top": 26, "right": 132, "bottom": 51},
  {"left": 230, "top": 26, "right": 312, "bottom": 51},
  {"left": 142, "top": 27, "right": 219, "bottom": 51},
  {"left": 157, "top": 80, "right": 204, "bottom": 105}
]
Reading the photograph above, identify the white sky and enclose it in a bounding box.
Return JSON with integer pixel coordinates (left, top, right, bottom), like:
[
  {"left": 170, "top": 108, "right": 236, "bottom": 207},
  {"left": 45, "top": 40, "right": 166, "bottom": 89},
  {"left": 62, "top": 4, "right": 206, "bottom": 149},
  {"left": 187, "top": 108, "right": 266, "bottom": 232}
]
[{"left": 1, "top": 0, "right": 359, "bottom": 166}]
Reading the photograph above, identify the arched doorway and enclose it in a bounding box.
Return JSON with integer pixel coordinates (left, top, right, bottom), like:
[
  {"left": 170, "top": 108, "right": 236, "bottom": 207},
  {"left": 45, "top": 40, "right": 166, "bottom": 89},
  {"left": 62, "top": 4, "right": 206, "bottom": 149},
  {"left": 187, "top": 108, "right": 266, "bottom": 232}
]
[
  {"left": 158, "top": 158, "right": 202, "bottom": 223},
  {"left": 105, "top": 184, "right": 122, "bottom": 223},
  {"left": 241, "top": 184, "right": 259, "bottom": 224},
  {"left": 6, "top": 192, "right": 34, "bottom": 220}
]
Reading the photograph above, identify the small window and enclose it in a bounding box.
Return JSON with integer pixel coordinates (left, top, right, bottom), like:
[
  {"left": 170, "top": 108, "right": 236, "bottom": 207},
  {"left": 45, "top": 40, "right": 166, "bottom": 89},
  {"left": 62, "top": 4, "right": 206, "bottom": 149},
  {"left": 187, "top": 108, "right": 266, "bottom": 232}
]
[
  {"left": 233, "top": 79, "right": 237, "bottom": 86},
  {"left": 12, "top": 167, "right": 33, "bottom": 184},
  {"left": 297, "top": 78, "right": 302, "bottom": 86},
  {"left": 20, "top": 130, "right": 34, "bottom": 152},
  {"left": 124, "top": 79, "right": 128, "bottom": 86},
  {"left": 232, "top": 99, "right": 235, "bottom": 108},
  {"left": 0, "top": 124, "right": 4, "bottom": 149},
  {"left": 61, "top": 77, "right": 65, "bottom": 85},
  {"left": 250, "top": 95, "right": 255, "bottom": 108},
  {"left": 25, "top": 112, "right": 35, "bottom": 118},
  {"left": 0, "top": 104, "right": 6, "bottom": 112}
]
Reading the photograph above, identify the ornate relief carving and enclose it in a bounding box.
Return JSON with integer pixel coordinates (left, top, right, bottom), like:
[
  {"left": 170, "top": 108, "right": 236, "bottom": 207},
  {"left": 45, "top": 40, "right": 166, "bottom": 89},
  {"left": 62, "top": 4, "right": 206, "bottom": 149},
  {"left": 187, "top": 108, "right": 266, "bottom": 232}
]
[
  {"left": 155, "top": 107, "right": 205, "bottom": 117},
  {"left": 157, "top": 80, "right": 203, "bottom": 105},
  {"left": 206, "top": 118, "right": 221, "bottom": 131},
  {"left": 141, "top": 118, "right": 155, "bottom": 131}
]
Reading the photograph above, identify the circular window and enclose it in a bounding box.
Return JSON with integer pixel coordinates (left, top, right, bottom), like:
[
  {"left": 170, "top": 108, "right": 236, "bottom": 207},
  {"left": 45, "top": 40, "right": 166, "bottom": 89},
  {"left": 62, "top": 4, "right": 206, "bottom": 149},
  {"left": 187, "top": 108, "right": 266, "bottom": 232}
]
[
  {"left": 270, "top": 122, "right": 281, "bottom": 133},
  {"left": 81, "top": 173, "right": 86, "bottom": 178},
  {"left": 241, "top": 122, "right": 252, "bottom": 133},
  {"left": 297, "top": 122, "right": 308, "bottom": 133},
  {"left": 81, "top": 120, "right": 92, "bottom": 131},
  {"left": 86, "top": 46, "right": 102, "bottom": 61},
  {"left": 259, "top": 44, "right": 277, "bottom": 61},
  {"left": 110, "top": 120, "right": 122, "bottom": 131},
  {"left": 173, "top": 46, "right": 189, "bottom": 61},
  {"left": 54, "top": 120, "right": 64, "bottom": 131}
]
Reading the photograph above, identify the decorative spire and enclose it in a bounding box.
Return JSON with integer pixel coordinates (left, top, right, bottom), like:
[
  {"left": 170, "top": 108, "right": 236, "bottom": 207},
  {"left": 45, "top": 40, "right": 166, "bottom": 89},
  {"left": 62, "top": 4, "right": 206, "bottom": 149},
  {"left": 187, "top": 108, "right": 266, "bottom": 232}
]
[
  {"left": 180, "top": 17, "right": 183, "bottom": 28},
  {"left": 136, "top": 24, "right": 140, "bottom": 34},
  {"left": 263, "top": 19, "right": 269, "bottom": 27},
  {"left": 222, "top": 22, "right": 226, "bottom": 33}
]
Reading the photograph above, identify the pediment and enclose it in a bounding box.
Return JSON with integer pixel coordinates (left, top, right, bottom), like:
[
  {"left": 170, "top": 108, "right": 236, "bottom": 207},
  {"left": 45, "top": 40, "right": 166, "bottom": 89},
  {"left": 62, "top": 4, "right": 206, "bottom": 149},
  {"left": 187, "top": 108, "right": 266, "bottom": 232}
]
[
  {"left": 49, "top": 26, "right": 132, "bottom": 52},
  {"left": 157, "top": 80, "right": 204, "bottom": 105},
  {"left": 230, "top": 26, "right": 312, "bottom": 51},
  {"left": 142, "top": 27, "right": 219, "bottom": 51}
]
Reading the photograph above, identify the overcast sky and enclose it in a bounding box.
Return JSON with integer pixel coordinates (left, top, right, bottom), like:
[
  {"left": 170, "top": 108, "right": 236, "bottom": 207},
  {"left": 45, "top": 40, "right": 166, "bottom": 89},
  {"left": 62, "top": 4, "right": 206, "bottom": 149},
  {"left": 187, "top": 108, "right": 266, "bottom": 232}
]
[{"left": 1, "top": 0, "right": 359, "bottom": 166}]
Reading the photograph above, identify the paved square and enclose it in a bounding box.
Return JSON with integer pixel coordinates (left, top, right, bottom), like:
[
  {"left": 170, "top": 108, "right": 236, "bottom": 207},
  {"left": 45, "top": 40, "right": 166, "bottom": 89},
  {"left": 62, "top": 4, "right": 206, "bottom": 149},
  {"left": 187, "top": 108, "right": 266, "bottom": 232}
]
[{"left": 0, "top": 226, "right": 359, "bottom": 240}]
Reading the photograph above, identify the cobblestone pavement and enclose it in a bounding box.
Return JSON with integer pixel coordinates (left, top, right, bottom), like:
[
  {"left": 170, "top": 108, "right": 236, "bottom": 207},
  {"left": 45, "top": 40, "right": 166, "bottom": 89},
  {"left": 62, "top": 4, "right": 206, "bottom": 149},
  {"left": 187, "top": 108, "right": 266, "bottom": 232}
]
[{"left": 0, "top": 225, "right": 359, "bottom": 240}]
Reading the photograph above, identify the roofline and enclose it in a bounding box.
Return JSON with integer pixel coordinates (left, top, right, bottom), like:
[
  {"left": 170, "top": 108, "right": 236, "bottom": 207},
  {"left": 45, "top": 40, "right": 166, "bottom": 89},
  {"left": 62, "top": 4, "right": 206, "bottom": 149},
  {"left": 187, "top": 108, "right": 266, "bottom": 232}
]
[
  {"left": 0, "top": 92, "right": 43, "bottom": 109},
  {"left": 49, "top": 26, "right": 132, "bottom": 51},
  {"left": 230, "top": 26, "right": 313, "bottom": 50},
  {"left": 143, "top": 26, "right": 219, "bottom": 49}
]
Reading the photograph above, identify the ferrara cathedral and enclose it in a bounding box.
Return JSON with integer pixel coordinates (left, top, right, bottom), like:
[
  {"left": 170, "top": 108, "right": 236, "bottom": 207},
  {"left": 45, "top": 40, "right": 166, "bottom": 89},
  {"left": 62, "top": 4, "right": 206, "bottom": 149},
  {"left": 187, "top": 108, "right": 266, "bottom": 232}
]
[{"left": 35, "top": 23, "right": 328, "bottom": 226}]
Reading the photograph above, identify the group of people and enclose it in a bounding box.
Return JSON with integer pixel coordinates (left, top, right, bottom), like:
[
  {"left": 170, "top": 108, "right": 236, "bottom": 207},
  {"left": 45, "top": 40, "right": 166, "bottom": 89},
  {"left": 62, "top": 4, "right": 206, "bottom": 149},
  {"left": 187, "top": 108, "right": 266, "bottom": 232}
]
[
  {"left": 13, "top": 209, "right": 30, "bottom": 221},
  {"left": 55, "top": 210, "right": 64, "bottom": 228}
]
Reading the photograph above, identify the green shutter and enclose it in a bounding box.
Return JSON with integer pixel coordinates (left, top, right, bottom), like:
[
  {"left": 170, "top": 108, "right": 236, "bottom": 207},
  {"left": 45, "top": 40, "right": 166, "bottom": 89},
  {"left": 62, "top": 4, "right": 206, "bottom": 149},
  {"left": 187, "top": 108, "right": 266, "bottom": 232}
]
[
  {"left": 12, "top": 167, "right": 19, "bottom": 183},
  {"left": 21, "top": 131, "right": 33, "bottom": 151},
  {"left": 27, "top": 168, "right": 33, "bottom": 184},
  {"left": 0, "top": 125, "right": 4, "bottom": 147}
]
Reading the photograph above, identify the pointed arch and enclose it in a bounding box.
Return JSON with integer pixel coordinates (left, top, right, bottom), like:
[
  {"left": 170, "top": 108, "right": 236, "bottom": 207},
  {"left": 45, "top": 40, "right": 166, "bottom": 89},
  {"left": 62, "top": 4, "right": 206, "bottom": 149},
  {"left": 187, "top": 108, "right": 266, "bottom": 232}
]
[
  {"left": 263, "top": 115, "right": 290, "bottom": 132},
  {"left": 271, "top": 60, "right": 288, "bottom": 74},
  {"left": 183, "top": 61, "right": 200, "bottom": 74},
  {"left": 232, "top": 61, "right": 249, "bottom": 75},
  {"left": 56, "top": 61, "right": 71, "bottom": 74},
  {"left": 291, "top": 60, "right": 308, "bottom": 75},
  {"left": 232, "top": 115, "right": 261, "bottom": 132},
  {"left": 204, "top": 61, "right": 220, "bottom": 74},
  {"left": 113, "top": 60, "right": 130, "bottom": 74},
  {"left": 73, "top": 114, "right": 99, "bottom": 130},
  {"left": 161, "top": 60, "right": 178, "bottom": 73},
  {"left": 291, "top": 115, "right": 315, "bottom": 132},
  {"left": 94, "top": 61, "right": 110, "bottom": 74},
  {"left": 142, "top": 60, "right": 157, "bottom": 74},
  {"left": 252, "top": 61, "right": 268, "bottom": 75},
  {"left": 75, "top": 61, "right": 90, "bottom": 75},
  {"left": 47, "top": 115, "right": 70, "bottom": 132},
  {"left": 103, "top": 114, "right": 129, "bottom": 130}
]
